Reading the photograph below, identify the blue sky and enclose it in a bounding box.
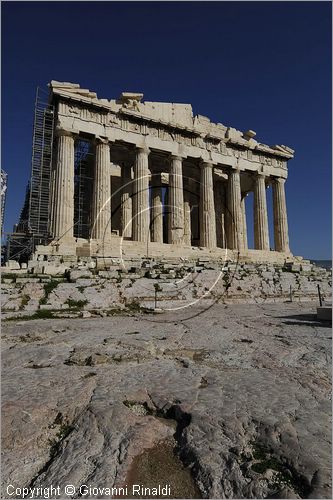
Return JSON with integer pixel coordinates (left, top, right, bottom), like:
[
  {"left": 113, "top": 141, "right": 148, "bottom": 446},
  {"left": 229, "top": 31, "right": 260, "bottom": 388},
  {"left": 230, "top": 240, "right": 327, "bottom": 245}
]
[{"left": 2, "top": 1, "right": 332, "bottom": 259}]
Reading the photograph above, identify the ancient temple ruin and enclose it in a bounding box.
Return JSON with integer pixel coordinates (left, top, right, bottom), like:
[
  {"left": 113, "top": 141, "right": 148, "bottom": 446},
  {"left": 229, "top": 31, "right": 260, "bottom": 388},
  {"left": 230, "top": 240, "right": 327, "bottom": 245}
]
[{"left": 21, "top": 81, "right": 295, "bottom": 263}]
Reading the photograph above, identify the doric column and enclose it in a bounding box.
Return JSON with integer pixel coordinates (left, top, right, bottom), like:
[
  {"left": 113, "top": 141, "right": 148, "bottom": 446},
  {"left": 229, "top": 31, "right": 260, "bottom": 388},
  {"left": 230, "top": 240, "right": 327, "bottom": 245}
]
[
  {"left": 168, "top": 155, "right": 184, "bottom": 244},
  {"left": 51, "top": 128, "right": 75, "bottom": 241},
  {"left": 151, "top": 173, "right": 163, "bottom": 243},
  {"left": 227, "top": 168, "right": 244, "bottom": 250},
  {"left": 120, "top": 163, "right": 132, "bottom": 239},
  {"left": 200, "top": 161, "right": 216, "bottom": 248},
  {"left": 272, "top": 177, "right": 290, "bottom": 253},
  {"left": 253, "top": 174, "right": 269, "bottom": 250},
  {"left": 214, "top": 181, "right": 226, "bottom": 248},
  {"left": 132, "top": 146, "right": 150, "bottom": 242},
  {"left": 164, "top": 187, "right": 169, "bottom": 243},
  {"left": 91, "top": 137, "right": 111, "bottom": 241},
  {"left": 183, "top": 189, "right": 191, "bottom": 246},
  {"left": 241, "top": 194, "right": 248, "bottom": 250}
]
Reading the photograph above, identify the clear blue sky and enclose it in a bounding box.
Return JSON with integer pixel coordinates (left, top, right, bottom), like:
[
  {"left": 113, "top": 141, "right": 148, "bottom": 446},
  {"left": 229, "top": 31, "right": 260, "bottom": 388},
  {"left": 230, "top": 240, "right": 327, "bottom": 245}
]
[{"left": 2, "top": 1, "right": 332, "bottom": 259}]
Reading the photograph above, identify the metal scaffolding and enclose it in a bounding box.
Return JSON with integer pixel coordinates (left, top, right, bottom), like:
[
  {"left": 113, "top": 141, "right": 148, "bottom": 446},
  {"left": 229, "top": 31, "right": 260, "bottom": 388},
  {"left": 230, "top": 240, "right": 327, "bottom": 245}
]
[
  {"left": 1, "top": 168, "right": 7, "bottom": 235},
  {"left": 5, "top": 87, "right": 55, "bottom": 262},
  {"left": 28, "top": 86, "right": 55, "bottom": 236},
  {"left": 74, "top": 138, "right": 95, "bottom": 239},
  {"left": 5, "top": 88, "right": 96, "bottom": 262}
]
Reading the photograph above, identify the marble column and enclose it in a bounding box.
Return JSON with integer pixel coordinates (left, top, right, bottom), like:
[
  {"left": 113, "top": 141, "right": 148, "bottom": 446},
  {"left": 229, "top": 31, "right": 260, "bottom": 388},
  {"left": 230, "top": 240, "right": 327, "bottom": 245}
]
[
  {"left": 227, "top": 168, "right": 244, "bottom": 250},
  {"left": 120, "top": 163, "right": 132, "bottom": 239},
  {"left": 214, "top": 181, "right": 226, "bottom": 248},
  {"left": 151, "top": 173, "right": 163, "bottom": 243},
  {"left": 241, "top": 194, "right": 248, "bottom": 250},
  {"left": 183, "top": 189, "right": 191, "bottom": 246},
  {"left": 51, "top": 128, "right": 75, "bottom": 241},
  {"left": 200, "top": 161, "right": 216, "bottom": 248},
  {"left": 168, "top": 155, "right": 184, "bottom": 244},
  {"left": 91, "top": 137, "right": 111, "bottom": 241},
  {"left": 272, "top": 177, "right": 290, "bottom": 253},
  {"left": 253, "top": 174, "right": 269, "bottom": 250},
  {"left": 163, "top": 187, "right": 169, "bottom": 244},
  {"left": 132, "top": 146, "right": 150, "bottom": 242}
]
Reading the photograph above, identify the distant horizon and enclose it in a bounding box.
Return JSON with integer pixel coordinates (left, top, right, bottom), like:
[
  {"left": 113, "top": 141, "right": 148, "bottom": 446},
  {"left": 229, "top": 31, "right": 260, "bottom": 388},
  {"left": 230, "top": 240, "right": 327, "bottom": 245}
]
[{"left": 2, "top": 1, "right": 332, "bottom": 259}]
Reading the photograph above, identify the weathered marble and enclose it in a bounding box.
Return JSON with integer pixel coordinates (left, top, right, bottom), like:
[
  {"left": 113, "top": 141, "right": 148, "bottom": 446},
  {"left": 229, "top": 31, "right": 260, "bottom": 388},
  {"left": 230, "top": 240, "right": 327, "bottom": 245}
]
[{"left": 25, "top": 81, "right": 297, "bottom": 263}]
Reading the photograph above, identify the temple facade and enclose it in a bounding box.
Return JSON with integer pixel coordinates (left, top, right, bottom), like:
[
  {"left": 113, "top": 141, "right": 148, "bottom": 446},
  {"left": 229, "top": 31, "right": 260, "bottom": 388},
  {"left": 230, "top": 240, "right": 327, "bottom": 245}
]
[{"left": 39, "top": 81, "right": 294, "bottom": 262}]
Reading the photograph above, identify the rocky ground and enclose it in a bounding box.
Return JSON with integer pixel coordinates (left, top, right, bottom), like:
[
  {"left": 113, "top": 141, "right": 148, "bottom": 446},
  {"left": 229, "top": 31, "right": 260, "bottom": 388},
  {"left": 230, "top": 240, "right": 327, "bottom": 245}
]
[
  {"left": 1, "top": 302, "right": 332, "bottom": 499},
  {"left": 1, "top": 261, "right": 332, "bottom": 320}
]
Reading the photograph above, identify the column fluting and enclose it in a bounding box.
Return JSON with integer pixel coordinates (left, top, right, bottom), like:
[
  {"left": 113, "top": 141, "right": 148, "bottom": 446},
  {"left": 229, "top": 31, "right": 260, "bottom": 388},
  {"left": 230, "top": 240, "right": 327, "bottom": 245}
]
[
  {"left": 272, "top": 177, "right": 290, "bottom": 253},
  {"left": 200, "top": 161, "right": 216, "bottom": 248},
  {"left": 227, "top": 168, "right": 244, "bottom": 250},
  {"left": 253, "top": 174, "right": 270, "bottom": 250},
  {"left": 183, "top": 188, "right": 191, "bottom": 246},
  {"left": 241, "top": 194, "right": 248, "bottom": 250},
  {"left": 168, "top": 155, "right": 184, "bottom": 244},
  {"left": 51, "top": 128, "right": 75, "bottom": 241},
  {"left": 91, "top": 137, "right": 111, "bottom": 241},
  {"left": 151, "top": 173, "right": 163, "bottom": 243},
  {"left": 120, "top": 163, "right": 132, "bottom": 239},
  {"left": 132, "top": 146, "right": 150, "bottom": 242}
]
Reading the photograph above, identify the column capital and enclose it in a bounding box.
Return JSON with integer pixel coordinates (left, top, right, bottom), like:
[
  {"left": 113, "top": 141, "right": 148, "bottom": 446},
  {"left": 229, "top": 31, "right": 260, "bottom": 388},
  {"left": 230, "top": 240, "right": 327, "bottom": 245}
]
[
  {"left": 254, "top": 171, "right": 266, "bottom": 179},
  {"left": 229, "top": 165, "right": 241, "bottom": 173},
  {"left": 273, "top": 176, "right": 286, "bottom": 185},
  {"left": 170, "top": 154, "right": 184, "bottom": 162},
  {"left": 136, "top": 145, "right": 150, "bottom": 155},
  {"left": 200, "top": 160, "right": 214, "bottom": 169},
  {"left": 55, "top": 126, "right": 78, "bottom": 138},
  {"left": 95, "top": 136, "right": 109, "bottom": 146}
]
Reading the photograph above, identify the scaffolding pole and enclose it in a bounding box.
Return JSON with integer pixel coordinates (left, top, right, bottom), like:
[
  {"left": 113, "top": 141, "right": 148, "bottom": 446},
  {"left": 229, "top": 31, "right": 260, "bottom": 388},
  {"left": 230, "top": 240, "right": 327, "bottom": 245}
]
[{"left": 28, "top": 86, "right": 55, "bottom": 237}]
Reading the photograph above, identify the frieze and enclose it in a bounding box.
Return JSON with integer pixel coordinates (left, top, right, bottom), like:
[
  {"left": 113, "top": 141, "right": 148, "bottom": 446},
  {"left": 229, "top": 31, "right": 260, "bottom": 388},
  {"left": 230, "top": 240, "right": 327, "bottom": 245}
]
[{"left": 59, "top": 100, "right": 291, "bottom": 167}]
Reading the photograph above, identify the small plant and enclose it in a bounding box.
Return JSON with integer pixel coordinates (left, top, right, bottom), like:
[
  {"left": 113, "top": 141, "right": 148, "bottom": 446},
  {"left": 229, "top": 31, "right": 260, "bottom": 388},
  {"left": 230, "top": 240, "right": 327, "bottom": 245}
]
[
  {"left": 48, "top": 422, "right": 74, "bottom": 459},
  {"left": 5, "top": 309, "right": 57, "bottom": 321},
  {"left": 19, "top": 295, "right": 30, "bottom": 310},
  {"left": 39, "top": 280, "right": 59, "bottom": 305},
  {"left": 65, "top": 299, "right": 88, "bottom": 309},
  {"left": 34, "top": 309, "right": 56, "bottom": 319},
  {"left": 154, "top": 283, "right": 162, "bottom": 292}
]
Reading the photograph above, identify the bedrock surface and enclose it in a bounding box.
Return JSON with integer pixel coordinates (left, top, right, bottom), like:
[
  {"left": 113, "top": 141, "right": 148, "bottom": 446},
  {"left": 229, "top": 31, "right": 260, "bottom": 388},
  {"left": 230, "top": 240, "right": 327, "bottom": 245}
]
[{"left": 1, "top": 302, "right": 331, "bottom": 499}]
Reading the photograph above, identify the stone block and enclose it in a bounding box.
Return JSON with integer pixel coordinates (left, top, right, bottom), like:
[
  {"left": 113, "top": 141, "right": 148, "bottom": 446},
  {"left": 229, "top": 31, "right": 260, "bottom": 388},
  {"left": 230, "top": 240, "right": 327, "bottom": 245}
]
[
  {"left": 6, "top": 260, "right": 20, "bottom": 270},
  {"left": 31, "top": 264, "right": 45, "bottom": 274},
  {"left": 98, "top": 271, "right": 119, "bottom": 279},
  {"left": 43, "top": 263, "right": 68, "bottom": 276},
  {"left": 27, "top": 260, "right": 39, "bottom": 270},
  {"left": 62, "top": 256, "right": 77, "bottom": 263},
  {"left": 69, "top": 269, "right": 93, "bottom": 280},
  {"left": 301, "top": 264, "right": 312, "bottom": 272},
  {"left": 81, "top": 310, "right": 92, "bottom": 318},
  {"left": 16, "top": 278, "right": 40, "bottom": 284}
]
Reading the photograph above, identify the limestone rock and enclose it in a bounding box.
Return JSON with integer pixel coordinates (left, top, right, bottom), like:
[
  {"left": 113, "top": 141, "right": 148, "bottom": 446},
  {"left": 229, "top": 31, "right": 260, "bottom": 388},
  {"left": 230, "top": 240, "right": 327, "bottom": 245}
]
[{"left": 1, "top": 302, "right": 331, "bottom": 498}]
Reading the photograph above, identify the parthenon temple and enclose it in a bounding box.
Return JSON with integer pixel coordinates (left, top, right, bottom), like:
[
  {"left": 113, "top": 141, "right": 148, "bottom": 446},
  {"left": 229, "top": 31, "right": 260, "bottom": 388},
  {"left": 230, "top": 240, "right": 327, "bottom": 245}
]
[{"left": 32, "top": 81, "right": 295, "bottom": 263}]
